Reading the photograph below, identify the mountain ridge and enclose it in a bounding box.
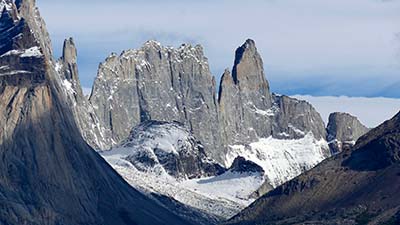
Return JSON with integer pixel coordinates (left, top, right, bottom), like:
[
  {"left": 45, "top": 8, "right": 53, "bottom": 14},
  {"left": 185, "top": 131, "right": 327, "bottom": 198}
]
[
  {"left": 225, "top": 111, "right": 400, "bottom": 225},
  {"left": 0, "top": 1, "right": 196, "bottom": 224}
]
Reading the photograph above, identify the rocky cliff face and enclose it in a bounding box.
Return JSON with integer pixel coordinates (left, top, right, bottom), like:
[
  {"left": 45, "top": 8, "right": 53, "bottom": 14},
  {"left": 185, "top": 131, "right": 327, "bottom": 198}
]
[
  {"left": 226, "top": 112, "right": 400, "bottom": 225},
  {"left": 89, "top": 41, "right": 223, "bottom": 161},
  {"left": 272, "top": 94, "right": 327, "bottom": 140},
  {"left": 218, "top": 41, "right": 330, "bottom": 183},
  {"left": 0, "top": 1, "right": 194, "bottom": 224},
  {"left": 219, "top": 39, "right": 273, "bottom": 145},
  {"left": 219, "top": 40, "right": 327, "bottom": 146},
  {"left": 88, "top": 39, "right": 329, "bottom": 166},
  {"left": 327, "top": 112, "right": 369, "bottom": 154},
  {"left": 56, "top": 38, "right": 113, "bottom": 150},
  {"left": 85, "top": 39, "right": 330, "bottom": 189},
  {"left": 228, "top": 156, "right": 265, "bottom": 175}
]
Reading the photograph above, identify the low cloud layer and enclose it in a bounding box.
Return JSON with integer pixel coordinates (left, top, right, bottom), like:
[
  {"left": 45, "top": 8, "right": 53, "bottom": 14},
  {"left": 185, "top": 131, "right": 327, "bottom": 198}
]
[{"left": 36, "top": 0, "right": 400, "bottom": 97}]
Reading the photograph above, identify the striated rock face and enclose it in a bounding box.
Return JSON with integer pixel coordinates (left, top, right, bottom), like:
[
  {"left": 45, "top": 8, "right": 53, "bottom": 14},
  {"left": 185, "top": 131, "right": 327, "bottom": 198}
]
[
  {"left": 218, "top": 40, "right": 327, "bottom": 146},
  {"left": 225, "top": 112, "right": 400, "bottom": 225},
  {"left": 56, "top": 38, "right": 113, "bottom": 150},
  {"left": 215, "top": 40, "right": 330, "bottom": 192},
  {"left": 272, "top": 94, "right": 327, "bottom": 140},
  {"left": 0, "top": 1, "right": 193, "bottom": 224},
  {"left": 219, "top": 39, "right": 273, "bottom": 145},
  {"left": 89, "top": 41, "right": 223, "bottom": 161},
  {"left": 87, "top": 39, "right": 329, "bottom": 163},
  {"left": 85, "top": 39, "right": 330, "bottom": 186},
  {"left": 112, "top": 120, "right": 226, "bottom": 180},
  {"left": 327, "top": 112, "right": 369, "bottom": 154}
]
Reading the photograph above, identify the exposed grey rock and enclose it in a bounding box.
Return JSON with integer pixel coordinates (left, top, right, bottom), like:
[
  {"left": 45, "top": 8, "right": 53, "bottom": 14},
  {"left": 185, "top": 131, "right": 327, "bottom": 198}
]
[
  {"left": 89, "top": 41, "right": 224, "bottom": 162},
  {"left": 272, "top": 94, "right": 327, "bottom": 141},
  {"left": 228, "top": 156, "right": 264, "bottom": 175},
  {"left": 327, "top": 112, "right": 370, "bottom": 154},
  {"left": 218, "top": 40, "right": 328, "bottom": 155},
  {"left": 225, "top": 111, "right": 400, "bottom": 225},
  {"left": 0, "top": 1, "right": 195, "bottom": 224},
  {"left": 219, "top": 40, "right": 327, "bottom": 146},
  {"left": 86, "top": 38, "right": 330, "bottom": 170},
  {"left": 219, "top": 40, "right": 273, "bottom": 145},
  {"left": 118, "top": 120, "right": 226, "bottom": 179},
  {"left": 57, "top": 37, "right": 113, "bottom": 150}
]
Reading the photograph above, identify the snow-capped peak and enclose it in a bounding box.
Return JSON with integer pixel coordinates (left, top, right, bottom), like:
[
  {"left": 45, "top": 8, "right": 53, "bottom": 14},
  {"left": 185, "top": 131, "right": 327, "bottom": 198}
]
[{"left": 107, "top": 121, "right": 225, "bottom": 180}]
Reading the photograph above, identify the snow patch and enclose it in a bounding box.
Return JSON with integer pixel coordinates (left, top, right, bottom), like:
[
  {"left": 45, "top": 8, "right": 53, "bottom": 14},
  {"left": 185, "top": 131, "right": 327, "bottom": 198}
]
[
  {"left": 62, "top": 79, "right": 75, "bottom": 95},
  {"left": 55, "top": 61, "right": 63, "bottom": 73},
  {"left": 182, "top": 171, "right": 264, "bottom": 204},
  {"left": 101, "top": 152, "right": 264, "bottom": 219},
  {"left": 0, "top": 0, "right": 12, "bottom": 13},
  {"left": 0, "top": 70, "right": 31, "bottom": 76},
  {"left": 100, "top": 121, "right": 266, "bottom": 218},
  {"left": 21, "top": 46, "right": 42, "bottom": 57},
  {"left": 0, "top": 65, "right": 9, "bottom": 70},
  {"left": 246, "top": 102, "right": 278, "bottom": 117},
  {"left": 121, "top": 123, "right": 190, "bottom": 156},
  {"left": 0, "top": 46, "right": 42, "bottom": 58},
  {"left": 288, "top": 124, "right": 306, "bottom": 136}
]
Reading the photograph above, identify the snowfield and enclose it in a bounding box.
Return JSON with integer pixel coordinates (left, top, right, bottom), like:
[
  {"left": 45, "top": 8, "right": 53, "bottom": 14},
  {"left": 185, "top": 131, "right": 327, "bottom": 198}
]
[
  {"left": 101, "top": 153, "right": 264, "bottom": 219},
  {"left": 226, "top": 132, "right": 329, "bottom": 188},
  {"left": 100, "top": 122, "right": 266, "bottom": 219},
  {"left": 101, "top": 132, "right": 329, "bottom": 218}
]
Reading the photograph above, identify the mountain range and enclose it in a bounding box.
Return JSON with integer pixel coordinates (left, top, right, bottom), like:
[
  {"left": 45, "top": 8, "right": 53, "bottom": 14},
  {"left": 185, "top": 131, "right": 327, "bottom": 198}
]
[
  {"left": 0, "top": 0, "right": 201, "bottom": 224},
  {"left": 0, "top": 0, "right": 398, "bottom": 224},
  {"left": 60, "top": 30, "right": 375, "bottom": 223}
]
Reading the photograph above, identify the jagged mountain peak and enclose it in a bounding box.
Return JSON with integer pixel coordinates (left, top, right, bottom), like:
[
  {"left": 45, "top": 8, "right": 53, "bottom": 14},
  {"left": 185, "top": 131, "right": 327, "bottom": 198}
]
[
  {"left": 56, "top": 35, "right": 337, "bottom": 221},
  {"left": 218, "top": 69, "right": 234, "bottom": 102},
  {"left": 221, "top": 68, "right": 233, "bottom": 82},
  {"left": 327, "top": 111, "right": 369, "bottom": 154},
  {"left": 343, "top": 111, "right": 400, "bottom": 171},
  {"left": 143, "top": 39, "right": 162, "bottom": 48},
  {"left": 117, "top": 40, "right": 208, "bottom": 66},
  {"left": 236, "top": 39, "right": 257, "bottom": 55},
  {"left": 15, "top": 0, "right": 53, "bottom": 60},
  {"left": 89, "top": 38, "right": 223, "bottom": 162},
  {"left": 61, "top": 37, "right": 77, "bottom": 64},
  {"left": 232, "top": 39, "right": 265, "bottom": 85},
  {"left": 57, "top": 37, "right": 82, "bottom": 95}
]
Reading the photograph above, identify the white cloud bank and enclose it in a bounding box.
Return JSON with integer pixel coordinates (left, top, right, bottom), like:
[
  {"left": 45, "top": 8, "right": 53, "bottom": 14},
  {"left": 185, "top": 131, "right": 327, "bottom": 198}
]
[{"left": 293, "top": 95, "right": 400, "bottom": 128}]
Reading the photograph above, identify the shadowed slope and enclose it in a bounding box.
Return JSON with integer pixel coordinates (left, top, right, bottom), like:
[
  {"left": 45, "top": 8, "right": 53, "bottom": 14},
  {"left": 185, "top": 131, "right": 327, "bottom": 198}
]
[
  {"left": 0, "top": 0, "right": 192, "bottom": 224},
  {"left": 225, "top": 112, "right": 400, "bottom": 225}
]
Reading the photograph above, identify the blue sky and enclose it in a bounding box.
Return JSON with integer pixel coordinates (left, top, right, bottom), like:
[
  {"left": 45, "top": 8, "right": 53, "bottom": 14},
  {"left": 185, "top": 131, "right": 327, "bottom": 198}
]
[{"left": 37, "top": 0, "right": 400, "bottom": 97}]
